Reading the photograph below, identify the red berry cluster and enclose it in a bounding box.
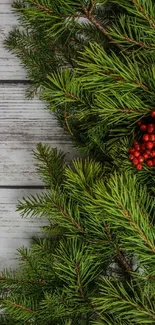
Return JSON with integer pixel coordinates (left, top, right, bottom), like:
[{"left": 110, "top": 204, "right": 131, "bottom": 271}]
[{"left": 129, "top": 110, "right": 155, "bottom": 170}]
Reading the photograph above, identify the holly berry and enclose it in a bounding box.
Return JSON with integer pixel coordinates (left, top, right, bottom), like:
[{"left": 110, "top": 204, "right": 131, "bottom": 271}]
[
  {"left": 148, "top": 124, "right": 155, "bottom": 134},
  {"left": 145, "top": 149, "right": 151, "bottom": 156},
  {"left": 129, "top": 154, "right": 134, "bottom": 160},
  {"left": 138, "top": 156, "right": 144, "bottom": 163},
  {"left": 136, "top": 163, "right": 143, "bottom": 170},
  {"left": 143, "top": 153, "right": 149, "bottom": 160},
  {"left": 146, "top": 159, "right": 153, "bottom": 167},
  {"left": 133, "top": 158, "right": 139, "bottom": 165},
  {"left": 137, "top": 120, "right": 142, "bottom": 126},
  {"left": 143, "top": 134, "right": 149, "bottom": 142},
  {"left": 146, "top": 141, "right": 154, "bottom": 150},
  {"left": 129, "top": 148, "right": 135, "bottom": 154},
  {"left": 151, "top": 110, "right": 155, "bottom": 118},
  {"left": 141, "top": 144, "right": 146, "bottom": 151},
  {"left": 149, "top": 134, "right": 155, "bottom": 141},
  {"left": 129, "top": 116, "right": 155, "bottom": 169},
  {"left": 134, "top": 151, "right": 140, "bottom": 157},
  {"left": 134, "top": 144, "right": 141, "bottom": 151},
  {"left": 140, "top": 124, "right": 147, "bottom": 132},
  {"left": 133, "top": 141, "right": 139, "bottom": 147},
  {"left": 151, "top": 150, "right": 155, "bottom": 157}
]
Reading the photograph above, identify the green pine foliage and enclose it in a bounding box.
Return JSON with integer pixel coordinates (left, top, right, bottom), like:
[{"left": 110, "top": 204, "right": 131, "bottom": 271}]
[
  {"left": 1, "top": 144, "right": 155, "bottom": 324},
  {"left": 5, "top": 0, "right": 155, "bottom": 164},
  {"left": 3, "top": 2, "right": 155, "bottom": 323}
]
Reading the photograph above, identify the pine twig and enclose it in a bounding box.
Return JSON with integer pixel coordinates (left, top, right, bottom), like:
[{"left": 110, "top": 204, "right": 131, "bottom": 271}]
[
  {"left": 0, "top": 276, "right": 46, "bottom": 286},
  {"left": 83, "top": 7, "right": 122, "bottom": 50},
  {"left": 105, "top": 225, "right": 133, "bottom": 277},
  {"left": 55, "top": 202, "right": 85, "bottom": 233},
  {"left": 132, "top": 0, "right": 155, "bottom": 29},
  {"left": 64, "top": 106, "right": 74, "bottom": 137},
  {"left": 89, "top": 0, "right": 97, "bottom": 16},
  {"left": 74, "top": 262, "right": 85, "bottom": 298},
  {"left": 33, "top": 0, "right": 84, "bottom": 18},
  {"left": 121, "top": 206, "right": 155, "bottom": 253},
  {"left": 116, "top": 250, "right": 133, "bottom": 277},
  {"left": 9, "top": 302, "right": 34, "bottom": 313},
  {"left": 124, "top": 36, "right": 152, "bottom": 49}
]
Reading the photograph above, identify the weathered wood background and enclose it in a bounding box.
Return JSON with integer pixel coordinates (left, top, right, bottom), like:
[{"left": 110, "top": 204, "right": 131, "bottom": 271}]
[{"left": 0, "top": 0, "right": 76, "bottom": 268}]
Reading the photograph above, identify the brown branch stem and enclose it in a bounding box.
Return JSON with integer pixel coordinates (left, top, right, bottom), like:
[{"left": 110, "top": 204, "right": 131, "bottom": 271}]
[
  {"left": 55, "top": 203, "right": 85, "bottom": 233},
  {"left": 124, "top": 36, "right": 151, "bottom": 49},
  {"left": 33, "top": 0, "right": 84, "bottom": 18},
  {"left": 105, "top": 224, "right": 133, "bottom": 277},
  {"left": 89, "top": 0, "right": 97, "bottom": 16},
  {"left": 83, "top": 7, "right": 122, "bottom": 50},
  {"left": 121, "top": 206, "right": 155, "bottom": 253},
  {"left": 0, "top": 276, "right": 45, "bottom": 286},
  {"left": 64, "top": 106, "right": 74, "bottom": 137},
  {"left": 132, "top": 0, "right": 155, "bottom": 29},
  {"left": 116, "top": 250, "right": 133, "bottom": 274},
  {"left": 74, "top": 262, "right": 85, "bottom": 298},
  {"left": 10, "top": 302, "right": 34, "bottom": 313}
]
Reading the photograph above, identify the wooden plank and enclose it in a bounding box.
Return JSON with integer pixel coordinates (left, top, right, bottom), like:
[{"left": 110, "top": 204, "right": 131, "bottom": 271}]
[
  {"left": 0, "top": 0, "right": 27, "bottom": 80},
  {"left": 0, "top": 83, "right": 77, "bottom": 186},
  {"left": 0, "top": 188, "right": 46, "bottom": 269}
]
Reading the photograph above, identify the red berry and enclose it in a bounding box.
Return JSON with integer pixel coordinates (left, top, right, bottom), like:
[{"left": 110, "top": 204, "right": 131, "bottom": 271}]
[
  {"left": 146, "top": 141, "right": 154, "bottom": 149},
  {"left": 140, "top": 124, "right": 147, "bottom": 132},
  {"left": 129, "top": 148, "right": 136, "bottom": 153},
  {"left": 136, "top": 163, "right": 143, "bottom": 170},
  {"left": 148, "top": 128, "right": 154, "bottom": 134},
  {"left": 153, "top": 158, "right": 155, "bottom": 165},
  {"left": 145, "top": 149, "right": 151, "bottom": 156},
  {"left": 146, "top": 159, "right": 153, "bottom": 167},
  {"left": 149, "top": 134, "right": 155, "bottom": 141},
  {"left": 148, "top": 124, "right": 155, "bottom": 134},
  {"left": 138, "top": 156, "right": 144, "bottom": 163},
  {"left": 134, "top": 151, "right": 140, "bottom": 157},
  {"left": 137, "top": 120, "right": 142, "bottom": 126},
  {"left": 129, "top": 148, "right": 135, "bottom": 154},
  {"left": 133, "top": 141, "right": 139, "bottom": 147},
  {"left": 143, "top": 134, "right": 149, "bottom": 142},
  {"left": 133, "top": 158, "right": 139, "bottom": 165},
  {"left": 151, "top": 110, "right": 155, "bottom": 118},
  {"left": 141, "top": 144, "right": 146, "bottom": 151},
  {"left": 134, "top": 144, "right": 141, "bottom": 151},
  {"left": 143, "top": 153, "right": 149, "bottom": 160},
  {"left": 129, "top": 154, "right": 134, "bottom": 161},
  {"left": 151, "top": 150, "right": 155, "bottom": 157}
]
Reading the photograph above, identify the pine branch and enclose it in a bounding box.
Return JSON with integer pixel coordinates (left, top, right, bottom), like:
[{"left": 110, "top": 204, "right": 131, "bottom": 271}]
[
  {"left": 33, "top": 0, "right": 84, "bottom": 18},
  {"left": 74, "top": 262, "right": 85, "bottom": 298},
  {"left": 34, "top": 143, "right": 66, "bottom": 188},
  {"left": 83, "top": 6, "right": 122, "bottom": 49},
  {"left": 0, "top": 276, "right": 46, "bottom": 287},
  {"left": 94, "top": 277, "right": 155, "bottom": 323},
  {"left": 8, "top": 302, "right": 34, "bottom": 314},
  {"left": 132, "top": 0, "right": 155, "bottom": 29}
]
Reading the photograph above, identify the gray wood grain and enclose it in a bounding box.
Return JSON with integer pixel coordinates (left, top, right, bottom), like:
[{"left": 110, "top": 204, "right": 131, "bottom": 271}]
[
  {"left": 0, "top": 0, "right": 27, "bottom": 80},
  {"left": 0, "top": 188, "right": 47, "bottom": 269},
  {"left": 0, "top": 0, "right": 77, "bottom": 269},
  {"left": 0, "top": 83, "right": 76, "bottom": 186}
]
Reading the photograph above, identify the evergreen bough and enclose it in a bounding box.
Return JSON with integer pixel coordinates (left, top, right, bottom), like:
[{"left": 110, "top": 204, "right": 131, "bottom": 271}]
[
  {"left": 1, "top": 144, "right": 155, "bottom": 324},
  {"left": 5, "top": 0, "right": 155, "bottom": 165},
  {"left": 2, "top": 1, "right": 155, "bottom": 324}
]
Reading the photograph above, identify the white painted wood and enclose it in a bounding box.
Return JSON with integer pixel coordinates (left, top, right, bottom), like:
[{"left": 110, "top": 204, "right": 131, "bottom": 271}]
[
  {"left": 0, "top": 83, "right": 77, "bottom": 185},
  {"left": 0, "top": 1, "right": 77, "bottom": 269},
  {"left": 0, "top": 0, "right": 27, "bottom": 80},
  {"left": 0, "top": 188, "right": 46, "bottom": 269}
]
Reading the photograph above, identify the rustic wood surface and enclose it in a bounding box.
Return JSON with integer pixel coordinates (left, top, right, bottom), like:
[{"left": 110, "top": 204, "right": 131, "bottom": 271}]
[{"left": 0, "top": 0, "right": 75, "bottom": 269}]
